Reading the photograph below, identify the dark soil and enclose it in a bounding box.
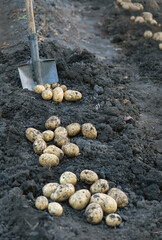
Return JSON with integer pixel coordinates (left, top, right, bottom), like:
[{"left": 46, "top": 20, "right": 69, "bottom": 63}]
[{"left": 0, "top": 0, "right": 162, "bottom": 239}]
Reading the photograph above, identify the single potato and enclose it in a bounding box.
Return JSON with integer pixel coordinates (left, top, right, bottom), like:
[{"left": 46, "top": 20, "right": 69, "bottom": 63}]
[
  {"left": 54, "top": 127, "right": 67, "bottom": 137},
  {"left": 135, "top": 16, "right": 145, "bottom": 23},
  {"left": 60, "top": 85, "right": 67, "bottom": 92},
  {"left": 33, "top": 85, "right": 45, "bottom": 94},
  {"left": 81, "top": 123, "right": 97, "bottom": 139},
  {"left": 51, "top": 83, "right": 60, "bottom": 89},
  {"left": 61, "top": 143, "right": 79, "bottom": 157},
  {"left": 144, "top": 31, "right": 153, "bottom": 38},
  {"left": 43, "top": 145, "right": 64, "bottom": 160},
  {"left": 90, "top": 179, "right": 109, "bottom": 194},
  {"left": 44, "top": 83, "right": 51, "bottom": 89},
  {"left": 60, "top": 171, "right": 77, "bottom": 185},
  {"left": 42, "top": 183, "right": 59, "bottom": 198},
  {"left": 153, "top": 32, "right": 162, "bottom": 41},
  {"left": 33, "top": 138, "right": 47, "bottom": 155},
  {"left": 48, "top": 202, "right": 63, "bottom": 216},
  {"left": 159, "top": 43, "right": 162, "bottom": 50},
  {"left": 54, "top": 135, "right": 70, "bottom": 148},
  {"left": 85, "top": 203, "right": 103, "bottom": 224},
  {"left": 42, "top": 89, "right": 53, "bottom": 100},
  {"left": 66, "top": 123, "right": 81, "bottom": 137},
  {"left": 45, "top": 116, "right": 61, "bottom": 130},
  {"left": 42, "top": 130, "right": 54, "bottom": 142},
  {"left": 50, "top": 183, "right": 75, "bottom": 202},
  {"left": 80, "top": 170, "right": 98, "bottom": 185},
  {"left": 35, "top": 196, "right": 48, "bottom": 210},
  {"left": 53, "top": 87, "right": 64, "bottom": 103},
  {"left": 142, "top": 12, "right": 153, "bottom": 22},
  {"left": 105, "top": 214, "right": 122, "bottom": 227},
  {"left": 39, "top": 153, "right": 59, "bottom": 167},
  {"left": 25, "top": 128, "right": 42, "bottom": 142},
  {"left": 64, "top": 90, "right": 82, "bottom": 101},
  {"left": 69, "top": 189, "right": 91, "bottom": 210},
  {"left": 108, "top": 188, "right": 128, "bottom": 208},
  {"left": 130, "top": 16, "right": 135, "bottom": 21}
]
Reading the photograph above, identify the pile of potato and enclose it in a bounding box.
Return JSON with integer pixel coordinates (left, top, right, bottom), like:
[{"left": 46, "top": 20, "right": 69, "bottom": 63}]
[
  {"left": 33, "top": 83, "right": 82, "bottom": 103},
  {"left": 35, "top": 169, "right": 128, "bottom": 227}
]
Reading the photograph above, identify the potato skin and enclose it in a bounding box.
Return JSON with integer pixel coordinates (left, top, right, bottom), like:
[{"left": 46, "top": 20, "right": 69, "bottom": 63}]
[
  {"left": 54, "top": 127, "right": 67, "bottom": 137},
  {"left": 90, "top": 193, "right": 117, "bottom": 214},
  {"left": 35, "top": 196, "right": 48, "bottom": 210},
  {"left": 51, "top": 83, "right": 60, "bottom": 89},
  {"left": 80, "top": 170, "right": 98, "bottom": 185},
  {"left": 54, "top": 135, "right": 70, "bottom": 148},
  {"left": 33, "top": 138, "right": 47, "bottom": 155},
  {"left": 69, "top": 189, "right": 91, "bottom": 210},
  {"left": 61, "top": 143, "right": 79, "bottom": 157},
  {"left": 42, "top": 183, "right": 59, "bottom": 198},
  {"left": 90, "top": 179, "right": 109, "bottom": 194},
  {"left": 48, "top": 202, "right": 63, "bottom": 216},
  {"left": 108, "top": 188, "right": 128, "bottom": 208},
  {"left": 81, "top": 123, "right": 97, "bottom": 139},
  {"left": 144, "top": 31, "right": 153, "bottom": 39},
  {"left": 42, "top": 130, "right": 54, "bottom": 142},
  {"left": 45, "top": 116, "right": 61, "bottom": 130},
  {"left": 44, "top": 83, "right": 51, "bottom": 89},
  {"left": 39, "top": 153, "right": 59, "bottom": 167},
  {"left": 66, "top": 123, "right": 81, "bottom": 137},
  {"left": 105, "top": 214, "right": 122, "bottom": 227},
  {"left": 25, "top": 128, "right": 43, "bottom": 143},
  {"left": 64, "top": 90, "right": 82, "bottom": 101},
  {"left": 50, "top": 183, "right": 75, "bottom": 202},
  {"left": 33, "top": 85, "right": 45, "bottom": 94},
  {"left": 60, "top": 171, "right": 77, "bottom": 185},
  {"left": 43, "top": 145, "right": 64, "bottom": 160},
  {"left": 85, "top": 203, "right": 103, "bottom": 224},
  {"left": 42, "top": 89, "right": 53, "bottom": 100},
  {"left": 60, "top": 85, "right": 67, "bottom": 92},
  {"left": 53, "top": 87, "right": 64, "bottom": 103}
]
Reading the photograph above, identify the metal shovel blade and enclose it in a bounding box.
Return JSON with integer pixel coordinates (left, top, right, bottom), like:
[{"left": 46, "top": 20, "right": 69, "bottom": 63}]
[{"left": 18, "top": 59, "right": 59, "bottom": 91}]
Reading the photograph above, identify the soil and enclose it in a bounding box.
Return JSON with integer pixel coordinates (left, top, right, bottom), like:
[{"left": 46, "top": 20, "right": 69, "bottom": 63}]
[{"left": 0, "top": 0, "right": 162, "bottom": 239}]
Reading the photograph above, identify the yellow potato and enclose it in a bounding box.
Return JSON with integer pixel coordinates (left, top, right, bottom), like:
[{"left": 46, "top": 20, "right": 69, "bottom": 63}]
[
  {"left": 44, "top": 83, "right": 51, "bottom": 89},
  {"left": 33, "top": 138, "right": 47, "bottom": 155},
  {"left": 45, "top": 116, "right": 61, "bottom": 130},
  {"left": 39, "top": 153, "right": 59, "bottom": 167},
  {"left": 153, "top": 32, "right": 162, "bottom": 41},
  {"left": 66, "top": 123, "right": 81, "bottom": 137},
  {"left": 142, "top": 12, "right": 153, "bottom": 22},
  {"left": 51, "top": 83, "right": 60, "bottom": 89},
  {"left": 41, "top": 89, "right": 53, "bottom": 100},
  {"left": 80, "top": 170, "right": 98, "bottom": 185},
  {"left": 35, "top": 196, "right": 48, "bottom": 210},
  {"left": 85, "top": 203, "right": 103, "bottom": 224},
  {"left": 33, "top": 85, "right": 45, "bottom": 94},
  {"left": 150, "top": 19, "right": 157, "bottom": 25},
  {"left": 90, "top": 179, "right": 109, "bottom": 194},
  {"left": 48, "top": 202, "right": 63, "bottom": 216},
  {"left": 60, "top": 171, "right": 77, "bottom": 185},
  {"left": 144, "top": 31, "right": 153, "bottom": 39},
  {"left": 42, "top": 130, "right": 54, "bottom": 142},
  {"left": 64, "top": 90, "right": 82, "bottom": 101},
  {"left": 130, "top": 16, "right": 135, "bottom": 21},
  {"left": 50, "top": 183, "right": 75, "bottom": 202},
  {"left": 69, "top": 189, "right": 91, "bottom": 210},
  {"left": 159, "top": 43, "right": 162, "bottom": 50},
  {"left": 43, "top": 145, "right": 64, "bottom": 160},
  {"left": 105, "top": 214, "right": 122, "bottom": 227},
  {"left": 131, "top": 3, "right": 143, "bottom": 11},
  {"left": 90, "top": 193, "right": 117, "bottom": 214},
  {"left": 54, "top": 127, "right": 67, "bottom": 137},
  {"left": 54, "top": 135, "right": 70, "bottom": 148},
  {"left": 108, "top": 188, "right": 128, "bottom": 208},
  {"left": 42, "top": 183, "right": 59, "bottom": 198},
  {"left": 81, "top": 123, "right": 97, "bottom": 139},
  {"left": 61, "top": 143, "right": 79, "bottom": 157},
  {"left": 135, "top": 16, "right": 145, "bottom": 23},
  {"left": 60, "top": 85, "right": 67, "bottom": 92},
  {"left": 53, "top": 87, "right": 64, "bottom": 103},
  {"left": 25, "top": 128, "right": 43, "bottom": 143}
]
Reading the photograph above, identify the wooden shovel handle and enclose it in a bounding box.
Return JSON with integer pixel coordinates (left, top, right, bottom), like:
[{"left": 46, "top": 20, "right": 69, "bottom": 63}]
[{"left": 25, "top": 0, "right": 36, "bottom": 35}]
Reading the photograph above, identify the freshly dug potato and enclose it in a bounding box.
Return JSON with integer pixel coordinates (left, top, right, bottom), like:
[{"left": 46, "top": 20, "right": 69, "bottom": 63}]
[
  {"left": 45, "top": 116, "right": 61, "bottom": 130},
  {"left": 35, "top": 196, "right": 48, "bottom": 210},
  {"left": 33, "top": 138, "right": 47, "bottom": 155},
  {"left": 69, "top": 189, "right": 91, "bottom": 210},
  {"left": 90, "top": 179, "right": 109, "bottom": 194},
  {"left": 48, "top": 202, "right": 63, "bottom": 216},
  {"left": 130, "top": 16, "right": 135, "bottom": 21},
  {"left": 144, "top": 31, "right": 153, "bottom": 38},
  {"left": 25, "top": 128, "right": 42, "bottom": 143},
  {"left": 150, "top": 19, "right": 157, "bottom": 25},
  {"left": 60, "top": 171, "right": 77, "bottom": 185},
  {"left": 42, "top": 130, "right": 54, "bottom": 142},
  {"left": 105, "top": 214, "right": 122, "bottom": 227},
  {"left": 51, "top": 83, "right": 60, "bottom": 89},
  {"left": 33, "top": 85, "right": 45, "bottom": 94},
  {"left": 142, "top": 12, "right": 153, "bottom": 22},
  {"left": 60, "top": 85, "right": 67, "bottom": 92},
  {"left": 81, "top": 123, "right": 97, "bottom": 139},
  {"left": 85, "top": 203, "right": 103, "bottom": 224},
  {"left": 64, "top": 90, "right": 82, "bottom": 101},
  {"left": 108, "top": 188, "right": 128, "bottom": 208},
  {"left": 153, "top": 32, "right": 162, "bottom": 41},
  {"left": 42, "top": 89, "right": 53, "bottom": 100},
  {"left": 39, "top": 153, "right": 59, "bottom": 167},
  {"left": 80, "top": 170, "right": 98, "bottom": 185},
  {"left": 61, "top": 143, "right": 79, "bottom": 157},
  {"left": 43, "top": 145, "right": 64, "bottom": 160},
  {"left": 135, "top": 16, "right": 145, "bottom": 23},
  {"left": 121, "top": 2, "right": 132, "bottom": 10},
  {"left": 66, "top": 123, "right": 81, "bottom": 137},
  {"left": 54, "top": 135, "right": 70, "bottom": 148},
  {"left": 42, "top": 183, "right": 59, "bottom": 198},
  {"left": 44, "top": 83, "right": 51, "bottom": 89},
  {"left": 90, "top": 193, "right": 117, "bottom": 214},
  {"left": 53, "top": 87, "right": 64, "bottom": 103},
  {"left": 54, "top": 127, "right": 67, "bottom": 137},
  {"left": 159, "top": 43, "right": 162, "bottom": 50},
  {"left": 50, "top": 183, "right": 75, "bottom": 202}
]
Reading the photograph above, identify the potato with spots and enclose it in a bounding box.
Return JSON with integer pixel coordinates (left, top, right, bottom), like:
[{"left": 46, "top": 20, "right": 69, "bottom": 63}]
[
  {"left": 90, "top": 179, "right": 109, "bottom": 194},
  {"left": 105, "top": 214, "right": 122, "bottom": 227},
  {"left": 69, "top": 189, "right": 91, "bottom": 210},
  {"left": 42, "top": 183, "right": 59, "bottom": 198},
  {"left": 42, "top": 130, "right": 54, "bottom": 142},
  {"left": 44, "top": 83, "right": 51, "bottom": 89},
  {"left": 60, "top": 171, "right": 77, "bottom": 185},
  {"left": 85, "top": 203, "right": 103, "bottom": 224},
  {"left": 50, "top": 183, "right": 75, "bottom": 202},
  {"left": 64, "top": 90, "right": 82, "bottom": 101},
  {"left": 39, "top": 153, "right": 59, "bottom": 167},
  {"left": 54, "top": 135, "right": 70, "bottom": 148},
  {"left": 108, "top": 188, "right": 128, "bottom": 208},
  {"left": 43, "top": 145, "right": 64, "bottom": 160},
  {"left": 80, "top": 170, "right": 98, "bottom": 185},
  {"left": 62, "top": 143, "right": 79, "bottom": 157},
  {"left": 51, "top": 83, "right": 60, "bottom": 89},
  {"left": 81, "top": 123, "right": 97, "bottom": 139},
  {"left": 53, "top": 87, "right": 64, "bottom": 103},
  {"left": 25, "top": 128, "right": 43, "bottom": 143},
  {"left": 33, "top": 138, "right": 47, "bottom": 155},
  {"left": 66, "top": 123, "right": 81, "bottom": 137},
  {"left": 60, "top": 85, "right": 67, "bottom": 92},
  {"left": 33, "top": 85, "right": 45, "bottom": 94},
  {"left": 42, "top": 89, "right": 53, "bottom": 100},
  {"left": 35, "top": 196, "right": 48, "bottom": 210},
  {"left": 48, "top": 202, "right": 63, "bottom": 216},
  {"left": 45, "top": 116, "right": 61, "bottom": 130},
  {"left": 54, "top": 127, "right": 67, "bottom": 137}
]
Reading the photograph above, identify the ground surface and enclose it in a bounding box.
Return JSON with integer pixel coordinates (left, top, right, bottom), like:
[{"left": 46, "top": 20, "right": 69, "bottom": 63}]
[{"left": 0, "top": 0, "right": 162, "bottom": 239}]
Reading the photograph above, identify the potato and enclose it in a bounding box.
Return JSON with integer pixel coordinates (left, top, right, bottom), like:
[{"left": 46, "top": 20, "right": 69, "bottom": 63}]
[
  {"left": 54, "top": 135, "right": 70, "bottom": 148},
  {"left": 130, "top": 16, "right": 135, "bottom": 21},
  {"left": 33, "top": 85, "right": 45, "bottom": 94},
  {"left": 64, "top": 90, "right": 82, "bottom": 101},
  {"left": 42, "top": 130, "right": 54, "bottom": 142},
  {"left": 25, "top": 128, "right": 42, "bottom": 143},
  {"left": 44, "top": 83, "right": 51, "bottom": 89},
  {"left": 39, "top": 153, "right": 59, "bottom": 167},
  {"left": 43, "top": 145, "right": 64, "bottom": 160},
  {"left": 60, "top": 171, "right": 77, "bottom": 185},
  {"left": 50, "top": 183, "right": 75, "bottom": 202},
  {"left": 53, "top": 87, "right": 64, "bottom": 103},
  {"left": 45, "top": 116, "right": 61, "bottom": 130},
  {"left": 107, "top": 188, "right": 128, "bottom": 208},
  {"left": 150, "top": 19, "right": 157, "bottom": 25},
  {"left": 35, "top": 196, "right": 48, "bottom": 210},
  {"left": 33, "top": 138, "right": 47, "bottom": 155},
  {"left": 90, "top": 179, "right": 109, "bottom": 194},
  {"left": 142, "top": 12, "right": 153, "bottom": 22},
  {"left": 48, "top": 202, "right": 63, "bottom": 216},
  {"left": 54, "top": 127, "right": 67, "bottom": 137},
  {"left": 60, "top": 85, "right": 67, "bottom": 92},
  {"left": 66, "top": 123, "right": 81, "bottom": 137},
  {"left": 85, "top": 203, "right": 103, "bottom": 224},
  {"left": 61, "top": 143, "right": 79, "bottom": 157},
  {"left": 41, "top": 89, "right": 53, "bottom": 100},
  {"left": 81, "top": 123, "right": 97, "bottom": 139},
  {"left": 42, "top": 183, "right": 59, "bottom": 198},
  {"left": 105, "top": 214, "right": 122, "bottom": 227},
  {"left": 51, "top": 83, "right": 60, "bottom": 89},
  {"left": 80, "top": 170, "right": 98, "bottom": 185},
  {"left": 144, "top": 31, "right": 153, "bottom": 39},
  {"left": 135, "top": 16, "right": 145, "bottom": 23},
  {"left": 69, "top": 189, "right": 91, "bottom": 210},
  {"left": 90, "top": 193, "right": 117, "bottom": 214},
  {"left": 153, "top": 32, "right": 162, "bottom": 41},
  {"left": 159, "top": 43, "right": 162, "bottom": 50}
]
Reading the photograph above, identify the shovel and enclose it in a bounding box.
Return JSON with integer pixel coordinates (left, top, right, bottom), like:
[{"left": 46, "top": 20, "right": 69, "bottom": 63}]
[{"left": 18, "top": 0, "right": 59, "bottom": 90}]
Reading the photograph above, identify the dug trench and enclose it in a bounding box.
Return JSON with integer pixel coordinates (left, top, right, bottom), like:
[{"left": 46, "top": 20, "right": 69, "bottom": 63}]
[{"left": 0, "top": 0, "right": 162, "bottom": 239}]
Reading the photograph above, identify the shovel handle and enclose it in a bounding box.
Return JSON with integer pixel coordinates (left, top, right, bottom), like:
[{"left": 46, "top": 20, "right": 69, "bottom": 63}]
[{"left": 25, "top": 0, "right": 36, "bottom": 35}]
